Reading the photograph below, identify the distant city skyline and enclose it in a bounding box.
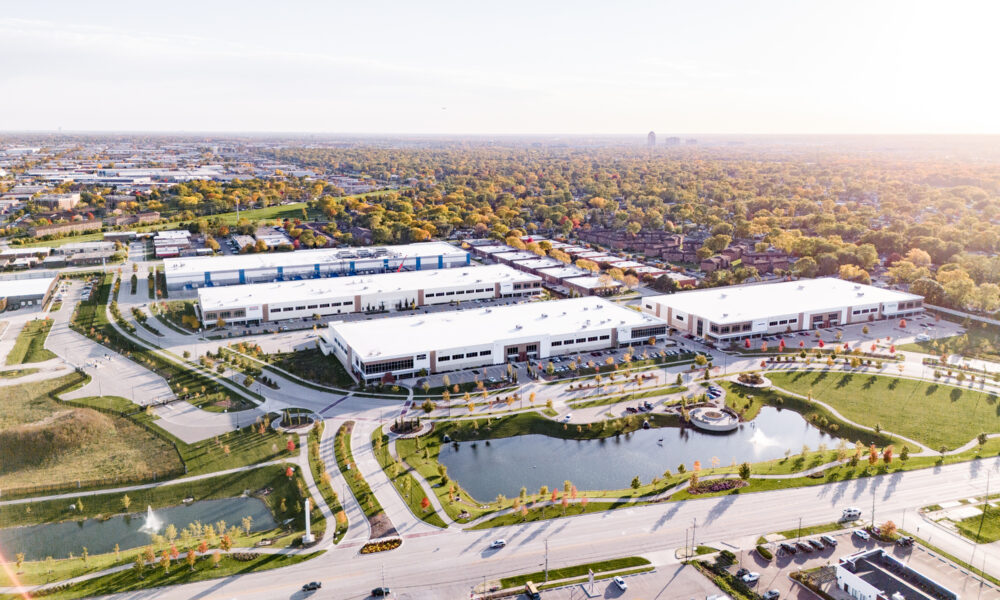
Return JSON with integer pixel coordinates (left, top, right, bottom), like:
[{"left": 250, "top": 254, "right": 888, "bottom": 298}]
[{"left": 1, "top": 0, "right": 997, "bottom": 135}]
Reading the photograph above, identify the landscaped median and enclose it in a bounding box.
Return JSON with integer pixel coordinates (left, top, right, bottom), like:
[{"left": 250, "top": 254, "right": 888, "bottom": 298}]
[
  {"left": 498, "top": 556, "right": 652, "bottom": 591},
  {"left": 333, "top": 421, "right": 396, "bottom": 539},
  {"left": 371, "top": 426, "right": 447, "bottom": 528},
  {"left": 5, "top": 317, "right": 56, "bottom": 365},
  {"left": 306, "top": 422, "right": 349, "bottom": 543}
]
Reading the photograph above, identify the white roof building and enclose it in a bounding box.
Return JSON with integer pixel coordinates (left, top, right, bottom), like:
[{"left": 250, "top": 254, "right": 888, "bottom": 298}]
[
  {"left": 321, "top": 297, "right": 669, "bottom": 383},
  {"left": 198, "top": 264, "right": 541, "bottom": 325},
  {"left": 642, "top": 278, "right": 924, "bottom": 342},
  {"left": 0, "top": 275, "right": 58, "bottom": 309},
  {"left": 164, "top": 241, "right": 469, "bottom": 290}
]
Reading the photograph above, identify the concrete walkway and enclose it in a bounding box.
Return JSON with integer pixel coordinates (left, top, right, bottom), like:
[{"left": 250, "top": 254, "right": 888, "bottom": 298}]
[
  {"left": 349, "top": 419, "right": 443, "bottom": 537},
  {"left": 317, "top": 419, "right": 370, "bottom": 544}
]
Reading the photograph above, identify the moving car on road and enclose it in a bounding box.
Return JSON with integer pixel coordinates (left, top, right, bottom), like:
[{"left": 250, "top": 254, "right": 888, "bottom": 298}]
[
  {"left": 372, "top": 587, "right": 391, "bottom": 597},
  {"left": 302, "top": 582, "right": 321, "bottom": 591},
  {"left": 489, "top": 539, "right": 506, "bottom": 549}
]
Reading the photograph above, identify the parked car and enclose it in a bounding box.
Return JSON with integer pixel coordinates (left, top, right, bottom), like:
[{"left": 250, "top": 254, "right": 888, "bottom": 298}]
[
  {"left": 896, "top": 536, "right": 914, "bottom": 547},
  {"left": 779, "top": 542, "right": 796, "bottom": 555},
  {"left": 302, "top": 582, "right": 322, "bottom": 591},
  {"left": 489, "top": 539, "right": 506, "bottom": 549},
  {"left": 735, "top": 568, "right": 749, "bottom": 578},
  {"left": 820, "top": 535, "right": 838, "bottom": 546},
  {"left": 741, "top": 572, "right": 760, "bottom": 585},
  {"left": 612, "top": 576, "right": 627, "bottom": 591},
  {"left": 372, "top": 587, "right": 391, "bottom": 597},
  {"left": 763, "top": 590, "right": 780, "bottom": 599},
  {"left": 809, "top": 539, "right": 825, "bottom": 550},
  {"left": 795, "top": 541, "right": 813, "bottom": 552},
  {"left": 854, "top": 529, "right": 871, "bottom": 541}
]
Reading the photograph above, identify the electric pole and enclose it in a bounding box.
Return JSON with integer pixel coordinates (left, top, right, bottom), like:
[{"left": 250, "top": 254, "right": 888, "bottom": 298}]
[{"left": 544, "top": 538, "right": 549, "bottom": 582}]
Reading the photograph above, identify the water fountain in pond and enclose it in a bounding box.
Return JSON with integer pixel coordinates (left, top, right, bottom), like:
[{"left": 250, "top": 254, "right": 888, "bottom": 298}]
[{"left": 138, "top": 506, "right": 162, "bottom": 535}]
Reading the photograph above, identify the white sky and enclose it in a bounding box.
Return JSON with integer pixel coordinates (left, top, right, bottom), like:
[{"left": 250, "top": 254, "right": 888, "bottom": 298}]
[{"left": 1, "top": 0, "right": 997, "bottom": 134}]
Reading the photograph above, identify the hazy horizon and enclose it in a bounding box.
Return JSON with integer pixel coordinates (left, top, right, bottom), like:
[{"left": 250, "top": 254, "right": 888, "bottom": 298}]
[{"left": 2, "top": 0, "right": 998, "bottom": 135}]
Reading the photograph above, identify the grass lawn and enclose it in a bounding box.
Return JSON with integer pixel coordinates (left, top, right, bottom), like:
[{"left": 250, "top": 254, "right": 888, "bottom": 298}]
[
  {"left": 954, "top": 505, "right": 1000, "bottom": 543},
  {"left": 49, "top": 300, "right": 62, "bottom": 312},
  {"left": 371, "top": 428, "right": 447, "bottom": 528},
  {"left": 333, "top": 422, "right": 384, "bottom": 519},
  {"left": 767, "top": 370, "right": 1000, "bottom": 449},
  {"left": 1, "top": 551, "right": 323, "bottom": 599},
  {"left": 499, "top": 556, "right": 650, "bottom": 589},
  {"left": 5, "top": 318, "right": 56, "bottom": 365},
  {"left": 267, "top": 347, "right": 354, "bottom": 388},
  {"left": 0, "top": 374, "right": 183, "bottom": 493},
  {"left": 468, "top": 498, "right": 655, "bottom": 530},
  {"left": 777, "top": 521, "right": 845, "bottom": 539},
  {"left": 0, "top": 367, "right": 39, "bottom": 379},
  {"left": 307, "top": 423, "right": 348, "bottom": 543},
  {"left": 66, "top": 395, "right": 292, "bottom": 476}
]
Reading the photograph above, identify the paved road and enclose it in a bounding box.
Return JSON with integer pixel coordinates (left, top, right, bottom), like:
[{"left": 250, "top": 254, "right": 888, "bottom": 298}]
[{"left": 57, "top": 453, "right": 999, "bottom": 600}]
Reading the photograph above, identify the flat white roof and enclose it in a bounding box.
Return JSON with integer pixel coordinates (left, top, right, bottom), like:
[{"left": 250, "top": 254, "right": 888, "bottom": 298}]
[
  {"left": 330, "top": 297, "right": 664, "bottom": 360},
  {"left": 537, "top": 266, "right": 591, "bottom": 279},
  {"left": 165, "top": 242, "right": 463, "bottom": 277},
  {"left": 647, "top": 278, "right": 922, "bottom": 325},
  {"left": 0, "top": 275, "right": 56, "bottom": 298},
  {"left": 512, "top": 257, "right": 563, "bottom": 270},
  {"left": 564, "top": 275, "right": 623, "bottom": 289},
  {"left": 198, "top": 264, "right": 537, "bottom": 311}
]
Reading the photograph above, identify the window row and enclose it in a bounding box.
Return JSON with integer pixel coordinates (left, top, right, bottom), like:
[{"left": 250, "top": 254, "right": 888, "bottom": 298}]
[
  {"left": 851, "top": 307, "right": 877, "bottom": 316},
  {"left": 270, "top": 300, "right": 352, "bottom": 314},
  {"left": 362, "top": 357, "right": 414, "bottom": 375},
  {"left": 768, "top": 318, "right": 794, "bottom": 326},
  {"left": 439, "top": 349, "right": 491, "bottom": 362},
  {"left": 710, "top": 323, "right": 752, "bottom": 334},
  {"left": 553, "top": 334, "right": 610, "bottom": 347},
  {"left": 426, "top": 287, "right": 492, "bottom": 298}
]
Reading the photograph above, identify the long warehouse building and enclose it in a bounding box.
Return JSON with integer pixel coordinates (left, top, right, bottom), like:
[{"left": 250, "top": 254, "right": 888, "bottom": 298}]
[
  {"left": 320, "top": 297, "right": 669, "bottom": 384},
  {"left": 197, "top": 264, "right": 542, "bottom": 326},
  {"left": 164, "top": 241, "right": 470, "bottom": 290},
  {"left": 641, "top": 278, "right": 923, "bottom": 344},
  {"left": 0, "top": 274, "right": 58, "bottom": 311}
]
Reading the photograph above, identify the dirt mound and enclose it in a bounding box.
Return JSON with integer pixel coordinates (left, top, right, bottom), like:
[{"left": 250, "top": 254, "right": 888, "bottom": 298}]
[{"left": 0, "top": 408, "right": 114, "bottom": 471}]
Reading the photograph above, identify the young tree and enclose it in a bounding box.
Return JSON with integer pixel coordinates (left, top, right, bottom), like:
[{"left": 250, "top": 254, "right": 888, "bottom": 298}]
[
  {"left": 186, "top": 549, "right": 197, "bottom": 571},
  {"left": 220, "top": 535, "right": 233, "bottom": 552},
  {"left": 738, "top": 462, "right": 752, "bottom": 480},
  {"left": 160, "top": 550, "right": 171, "bottom": 574},
  {"left": 134, "top": 553, "right": 145, "bottom": 579},
  {"left": 211, "top": 549, "right": 222, "bottom": 568},
  {"left": 630, "top": 476, "right": 641, "bottom": 489},
  {"left": 121, "top": 494, "right": 132, "bottom": 511}
]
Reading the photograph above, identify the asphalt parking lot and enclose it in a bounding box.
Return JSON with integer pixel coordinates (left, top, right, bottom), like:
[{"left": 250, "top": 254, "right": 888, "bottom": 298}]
[{"left": 728, "top": 529, "right": 1000, "bottom": 600}]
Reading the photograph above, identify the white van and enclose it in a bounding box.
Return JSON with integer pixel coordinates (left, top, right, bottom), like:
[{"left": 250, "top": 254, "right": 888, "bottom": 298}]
[{"left": 842, "top": 507, "right": 862, "bottom": 520}]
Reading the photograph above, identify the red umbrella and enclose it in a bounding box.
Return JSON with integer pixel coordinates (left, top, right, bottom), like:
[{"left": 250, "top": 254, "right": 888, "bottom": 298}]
[{"left": 818, "top": 340, "right": 825, "bottom": 348}]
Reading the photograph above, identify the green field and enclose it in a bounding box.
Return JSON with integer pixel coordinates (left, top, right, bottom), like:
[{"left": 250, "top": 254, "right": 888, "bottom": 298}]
[
  {"left": 767, "top": 371, "right": 999, "bottom": 449},
  {"left": 5, "top": 318, "right": 57, "bottom": 365},
  {"left": 0, "top": 374, "right": 183, "bottom": 492},
  {"left": 66, "top": 395, "right": 291, "bottom": 477},
  {"left": 265, "top": 347, "right": 354, "bottom": 388},
  {"left": 955, "top": 505, "right": 1000, "bottom": 544}
]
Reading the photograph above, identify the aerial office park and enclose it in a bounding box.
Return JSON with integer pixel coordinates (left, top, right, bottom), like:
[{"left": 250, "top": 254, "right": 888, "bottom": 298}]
[{"left": 7, "top": 238, "right": 1000, "bottom": 600}]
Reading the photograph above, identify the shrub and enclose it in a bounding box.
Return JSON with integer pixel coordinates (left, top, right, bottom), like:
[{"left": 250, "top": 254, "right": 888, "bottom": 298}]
[
  {"left": 360, "top": 538, "right": 401, "bottom": 554},
  {"left": 756, "top": 544, "right": 773, "bottom": 560}
]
